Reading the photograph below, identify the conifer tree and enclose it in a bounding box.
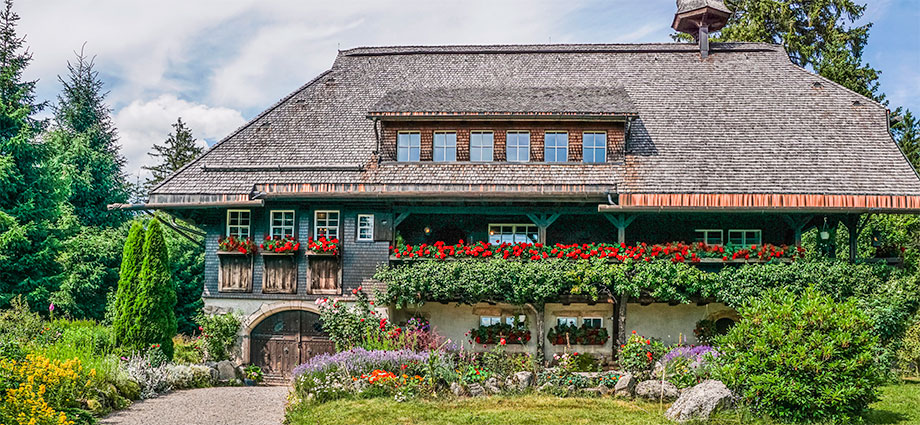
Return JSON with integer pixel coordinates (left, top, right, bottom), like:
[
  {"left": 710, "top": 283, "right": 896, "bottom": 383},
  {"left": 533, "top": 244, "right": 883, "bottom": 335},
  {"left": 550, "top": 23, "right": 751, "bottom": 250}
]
[
  {"left": 127, "top": 220, "right": 177, "bottom": 358},
  {"left": 49, "top": 47, "right": 128, "bottom": 227},
  {"left": 0, "top": 0, "right": 63, "bottom": 309},
  {"left": 112, "top": 221, "right": 145, "bottom": 346},
  {"left": 143, "top": 117, "right": 203, "bottom": 191}
]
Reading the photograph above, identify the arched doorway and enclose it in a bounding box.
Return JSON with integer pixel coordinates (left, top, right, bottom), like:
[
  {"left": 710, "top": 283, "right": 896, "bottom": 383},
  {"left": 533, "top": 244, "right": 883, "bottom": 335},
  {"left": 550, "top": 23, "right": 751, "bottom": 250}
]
[{"left": 250, "top": 310, "right": 334, "bottom": 379}]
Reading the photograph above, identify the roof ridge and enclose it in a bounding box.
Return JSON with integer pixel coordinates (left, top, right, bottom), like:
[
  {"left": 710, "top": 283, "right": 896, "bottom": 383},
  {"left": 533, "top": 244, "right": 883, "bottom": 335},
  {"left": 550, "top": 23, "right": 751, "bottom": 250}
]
[
  {"left": 340, "top": 42, "right": 781, "bottom": 56},
  {"left": 149, "top": 69, "right": 334, "bottom": 194}
]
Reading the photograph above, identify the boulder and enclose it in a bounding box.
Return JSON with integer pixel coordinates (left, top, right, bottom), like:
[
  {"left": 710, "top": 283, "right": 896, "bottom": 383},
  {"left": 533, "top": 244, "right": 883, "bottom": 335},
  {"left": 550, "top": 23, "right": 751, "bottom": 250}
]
[
  {"left": 485, "top": 377, "right": 502, "bottom": 394},
  {"left": 613, "top": 373, "right": 636, "bottom": 397},
  {"left": 513, "top": 371, "right": 534, "bottom": 389},
  {"left": 468, "top": 383, "right": 485, "bottom": 397},
  {"left": 584, "top": 385, "right": 609, "bottom": 397},
  {"left": 450, "top": 382, "right": 465, "bottom": 397},
  {"left": 665, "top": 380, "right": 734, "bottom": 423},
  {"left": 216, "top": 360, "right": 236, "bottom": 381},
  {"left": 635, "top": 380, "right": 679, "bottom": 401}
]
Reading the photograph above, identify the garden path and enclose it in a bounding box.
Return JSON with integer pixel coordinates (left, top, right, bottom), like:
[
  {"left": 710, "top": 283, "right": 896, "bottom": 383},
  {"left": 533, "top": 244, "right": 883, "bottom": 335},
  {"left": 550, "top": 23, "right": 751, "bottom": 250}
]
[{"left": 100, "top": 386, "right": 289, "bottom": 425}]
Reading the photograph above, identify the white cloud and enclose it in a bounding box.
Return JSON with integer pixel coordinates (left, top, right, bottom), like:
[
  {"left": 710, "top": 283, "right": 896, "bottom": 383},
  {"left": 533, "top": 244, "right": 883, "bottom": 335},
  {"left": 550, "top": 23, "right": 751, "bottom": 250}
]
[{"left": 114, "top": 95, "right": 246, "bottom": 179}]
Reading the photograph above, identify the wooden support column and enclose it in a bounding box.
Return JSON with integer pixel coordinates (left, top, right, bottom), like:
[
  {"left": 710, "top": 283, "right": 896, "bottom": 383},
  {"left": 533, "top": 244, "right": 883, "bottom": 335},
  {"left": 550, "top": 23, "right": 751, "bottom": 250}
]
[
  {"left": 526, "top": 213, "right": 561, "bottom": 244},
  {"left": 393, "top": 212, "right": 411, "bottom": 227},
  {"left": 782, "top": 214, "right": 814, "bottom": 247},
  {"left": 604, "top": 214, "right": 637, "bottom": 244},
  {"left": 841, "top": 214, "right": 869, "bottom": 264}
]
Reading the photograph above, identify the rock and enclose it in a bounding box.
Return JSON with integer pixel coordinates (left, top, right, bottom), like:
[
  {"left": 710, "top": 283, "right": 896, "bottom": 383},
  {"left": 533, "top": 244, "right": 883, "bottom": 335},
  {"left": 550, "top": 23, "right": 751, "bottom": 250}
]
[
  {"left": 665, "top": 380, "right": 734, "bottom": 423},
  {"left": 216, "top": 360, "right": 236, "bottom": 381},
  {"left": 514, "top": 371, "right": 534, "bottom": 389},
  {"left": 208, "top": 367, "right": 220, "bottom": 382},
  {"left": 485, "top": 377, "right": 502, "bottom": 394},
  {"left": 584, "top": 385, "right": 609, "bottom": 397},
  {"left": 635, "top": 380, "right": 679, "bottom": 401},
  {"left": 613, "top": 373, "right": 636, "bottom": 397},
  {"left": 450, "top": 382, "right": 465, "bottom": 397},
  {"left": 468, "top": 383, "right": 485, "bottom": 397},
  {"left": 538, "top": 383, "right": 554, "bottom": 393},
  {"left": 566, "top": 385, "right": 576, "bottom": 394}
]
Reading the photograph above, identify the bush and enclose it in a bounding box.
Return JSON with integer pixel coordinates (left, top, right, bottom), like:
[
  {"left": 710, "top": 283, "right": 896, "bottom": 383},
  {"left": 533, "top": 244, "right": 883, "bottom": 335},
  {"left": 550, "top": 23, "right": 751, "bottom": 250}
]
[
  {"left": 128, "top": 221, "right": 178, "bottom": 360},
  {"left": 122, "top": 353, "right": 170, "bottom": 399},
  {"left": 715, "top": 288, "right": 884, "bottom": 423},
  {"left": 897, "top": 314, "right": 920, "bottom": 376},
  {"left": 165, "top": 364, "right": 213, "bottom": 389},
  {"left": 660, "top": 345, "right": 719, "bottom": 389},
  {"left": 618, "top": 332, "right": 667, "bottom": 377},
  {"left": 171, "top": 335, "right": 203, "bottom": 365},
  {"left": 113, "top": 221, "right": 144, "bottom": 350},
  {"left": 0, "top": 354, "right": 88, "bottom": 425},
  {"left": 196, "top": 312, "right": 241, "bottom": 361}
]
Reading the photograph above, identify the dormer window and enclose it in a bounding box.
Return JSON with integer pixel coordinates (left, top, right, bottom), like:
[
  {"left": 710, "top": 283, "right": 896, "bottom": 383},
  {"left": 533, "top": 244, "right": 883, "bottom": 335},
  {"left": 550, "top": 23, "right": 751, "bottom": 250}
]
[
  {"left": 545, "top": 132, "right": 568, "bottom": 162},
  {"left": 397, "top": 131, "right": 420, "bottom": 162},
  {"left": 583, "top": 132, "right": 607, "bottom": 163},
  {"left": 506, "top": 131, "right": 530, "bottom": 162},
  {"left": 433, "top": 131, "right": 457, "bottom": 162},
  {"left": 470, "top": 131, "right": 494, "bottom": 162}
]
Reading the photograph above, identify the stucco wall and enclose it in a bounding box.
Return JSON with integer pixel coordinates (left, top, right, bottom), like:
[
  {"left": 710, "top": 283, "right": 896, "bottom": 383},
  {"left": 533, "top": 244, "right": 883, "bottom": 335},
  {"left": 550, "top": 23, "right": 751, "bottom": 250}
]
[{"left": 625, "top": 302, "right": 734, "bottom": 345}]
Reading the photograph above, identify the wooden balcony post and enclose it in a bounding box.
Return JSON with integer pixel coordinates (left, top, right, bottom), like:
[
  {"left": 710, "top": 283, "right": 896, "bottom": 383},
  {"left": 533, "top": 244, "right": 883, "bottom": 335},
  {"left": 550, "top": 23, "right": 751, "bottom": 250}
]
[
  {"left": 526, "top": 213, "right": 561, "bottom": 244},
  {"left": 604, "top": 214, "right": 636, "bottom": 244},
  {"left": 782, "top": 214, "right": 814, "bottom": 247}
]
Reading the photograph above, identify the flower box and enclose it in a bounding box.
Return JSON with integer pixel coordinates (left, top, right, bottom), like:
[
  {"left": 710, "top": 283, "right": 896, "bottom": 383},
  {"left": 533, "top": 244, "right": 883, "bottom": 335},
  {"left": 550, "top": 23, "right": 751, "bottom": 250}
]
[
  {"left": 260, "top": 236, "right": 300, "bottom": 254},
  {"left": 307, "top": 237, "right": 340, "bottom": 256},
  {"left": 548, "top": 324, "right": 609, "bottom": 346},
  {"left": 469, "top": 323, "right": 531, "bottom": 345},
  {"left": 218, "top": 236, "right": 257, "bottom": 255}
]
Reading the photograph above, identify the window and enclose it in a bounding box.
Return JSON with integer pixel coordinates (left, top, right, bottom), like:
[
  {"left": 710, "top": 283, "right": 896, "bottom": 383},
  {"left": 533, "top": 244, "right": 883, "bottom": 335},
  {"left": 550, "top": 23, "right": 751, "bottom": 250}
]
[
  {"left": 480, "top": 316, "right": 501, "bottom": 327},
  {"left": 694, "top": 229, "right": 724, "bottom": 245},
  {"left": 314, "top": 210, "right": 340, "bottom": 240},
  {"left": 505, "top": 315, "right": 526, "bottom": 326},
  {"left": 357, "top": 214, "right": 374, "bottom": 241},
  {"left": 269, "top": 210, "right": 295, "bottom": 238},
  {"left": 583, "top": 132, "right": 607, "bottom": 163},
  {"left": 506, "top": 131, "right": 530, "bottom": 162},
  {"left": 556, "top": 317, "right": 577, "bottom": 327},
  {"left": 397, "top": 132, "right": 420, "bottom": 162},
  {"left": 226, "top": 210, "right": 251, "bottom": 238},
  {"left": 433, "top": 132, "right": 457, "bottom": 162},
  {"left": 583, "top": 317, "right": 603, "bottom": 329},
  {"left": 470, "top": 131, "right": 494, "bottom": 162},
  {"left": 488, "top": 224, "right": 538, "bottom": 245},
  {"left": 728, "top": 229, "right": 762, "bottom": 246},
  {"left": 544, "top": 132, "right": 568, "bottom": 162}
]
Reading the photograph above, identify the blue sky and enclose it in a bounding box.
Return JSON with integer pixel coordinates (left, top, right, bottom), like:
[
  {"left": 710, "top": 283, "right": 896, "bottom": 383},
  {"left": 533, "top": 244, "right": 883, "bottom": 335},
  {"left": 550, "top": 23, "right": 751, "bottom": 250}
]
[{"left": 15, "top": 0, "right": 920, "bottom": 179}]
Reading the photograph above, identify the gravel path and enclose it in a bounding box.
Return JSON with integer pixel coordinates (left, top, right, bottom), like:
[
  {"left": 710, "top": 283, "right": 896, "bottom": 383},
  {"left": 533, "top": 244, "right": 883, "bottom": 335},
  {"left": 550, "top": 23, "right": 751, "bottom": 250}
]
[{"left": 100, "top": 386, "right": 289, "bottom": 425}]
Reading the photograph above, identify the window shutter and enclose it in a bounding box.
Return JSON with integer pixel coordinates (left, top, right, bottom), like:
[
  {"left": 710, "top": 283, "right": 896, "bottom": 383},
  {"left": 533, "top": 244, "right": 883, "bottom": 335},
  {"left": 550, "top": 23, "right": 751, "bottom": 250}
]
[{"left": 373, "top": 213, "right": 393, "bottom": 241}]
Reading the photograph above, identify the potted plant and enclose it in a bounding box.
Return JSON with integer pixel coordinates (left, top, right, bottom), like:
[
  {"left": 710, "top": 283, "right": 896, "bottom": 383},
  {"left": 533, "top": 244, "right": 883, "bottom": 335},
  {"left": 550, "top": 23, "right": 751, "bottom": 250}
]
[
  {"left": 218, "top": 236, "right": 257, "bottom": 255},
  {"left": 307, "top": 236, "right": 340, "bottom": 256},
  {"left": 243, "top": 365, "right": 263, "bottom": 386},
  {"left": 261, "top": 235, "right": 300, "bottom": 254}
]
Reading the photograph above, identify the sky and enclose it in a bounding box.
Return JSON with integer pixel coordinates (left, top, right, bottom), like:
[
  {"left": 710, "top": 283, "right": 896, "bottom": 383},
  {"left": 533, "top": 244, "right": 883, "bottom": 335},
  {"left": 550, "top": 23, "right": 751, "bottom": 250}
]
[{"left": 14, "top": 0, "right": 920, "bottom": 181}]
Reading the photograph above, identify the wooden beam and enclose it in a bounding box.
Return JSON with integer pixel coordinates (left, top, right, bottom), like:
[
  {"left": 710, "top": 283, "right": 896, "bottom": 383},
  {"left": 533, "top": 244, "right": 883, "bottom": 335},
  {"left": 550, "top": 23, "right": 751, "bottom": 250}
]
[
  {"left": 397, "top": 206, "right": 596, "bottom": 216},
  {"left": 526, "top": 213, "right": 562, "bottom": 244},
  {"left": 782, "top": 214, "right": 814, "bottom": 247},
  {"left": 393, "top": 212, "right": 411, "bottom": 227},
  {"left": 605, "top": 214, "right": 637, "bottom": 244}
]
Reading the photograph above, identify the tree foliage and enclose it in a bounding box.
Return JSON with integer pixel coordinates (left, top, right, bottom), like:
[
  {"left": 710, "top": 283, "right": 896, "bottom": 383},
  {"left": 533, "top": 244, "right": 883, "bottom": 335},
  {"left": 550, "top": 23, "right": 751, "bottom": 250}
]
[
  {"left": 143, "top": 117, "right": 202, "bottom": 191},
  {"left": 49, "top": 48, "right": 128, "bottom": 227},
  {"left": 0, "top": 0, "right": 63, "bottom": 310},
  {"left": 125, "top": 221, "right": 177, "bottom": 359},
  {"left": 112, "top": 221, "right": 144, "bottom": 346},
  {"left": 892, "top": 107, "right": 920, "bottom": 172}
]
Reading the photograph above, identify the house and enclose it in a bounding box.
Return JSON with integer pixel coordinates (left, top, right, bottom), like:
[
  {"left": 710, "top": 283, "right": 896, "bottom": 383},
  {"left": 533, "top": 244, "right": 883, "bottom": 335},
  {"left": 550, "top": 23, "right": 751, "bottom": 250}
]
[{"left": 121, "top": 1, "right": 920, "bottom": 378}]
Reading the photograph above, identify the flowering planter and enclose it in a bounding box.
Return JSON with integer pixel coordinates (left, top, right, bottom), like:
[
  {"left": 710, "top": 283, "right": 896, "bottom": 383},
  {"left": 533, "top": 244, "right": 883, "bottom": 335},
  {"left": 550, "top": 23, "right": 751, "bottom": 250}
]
[{"left": 306, "top": 249, "right": 338, "bottom": 256}]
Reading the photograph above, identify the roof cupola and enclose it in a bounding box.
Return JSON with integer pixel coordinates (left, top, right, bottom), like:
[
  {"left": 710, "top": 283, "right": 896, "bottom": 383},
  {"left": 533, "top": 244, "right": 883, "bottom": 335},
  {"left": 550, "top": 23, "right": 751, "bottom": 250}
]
[{"left": 672, "top": 0, "right": 731, "bottom": 58}]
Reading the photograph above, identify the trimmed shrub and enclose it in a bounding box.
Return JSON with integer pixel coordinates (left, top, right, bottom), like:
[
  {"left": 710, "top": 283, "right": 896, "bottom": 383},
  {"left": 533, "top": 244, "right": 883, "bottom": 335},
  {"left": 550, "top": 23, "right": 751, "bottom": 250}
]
[
  {"left": 126, "top": 221, "right": 177, "bottom": 359},
  {"left": 716, "top": 288, "right": 884, "bottom": 423},
  {"left": 165, "top": 364, "right": 213, "bottom": 389},
  {"left": 898, "top": 313, "right": 920, "bottom": 376},
  {"left": 113, "top": 221, "right": 145, "bottom": 349}
]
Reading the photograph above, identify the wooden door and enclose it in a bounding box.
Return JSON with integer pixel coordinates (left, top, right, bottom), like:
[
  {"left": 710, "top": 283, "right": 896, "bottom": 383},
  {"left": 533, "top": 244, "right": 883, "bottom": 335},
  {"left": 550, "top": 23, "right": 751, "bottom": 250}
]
[{"left": 250, "top": 310, "right": 332, "bottom": 379}]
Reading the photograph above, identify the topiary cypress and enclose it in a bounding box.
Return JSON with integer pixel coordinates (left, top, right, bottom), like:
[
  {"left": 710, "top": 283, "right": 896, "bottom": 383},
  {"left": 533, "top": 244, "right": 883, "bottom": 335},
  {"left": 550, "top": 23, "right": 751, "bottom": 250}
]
[
  {"left": 127, "top": 220, "right": 177, "bottom": 359},
  {"left": 112, "top": 220, "right": 145, "bottom": 347}
]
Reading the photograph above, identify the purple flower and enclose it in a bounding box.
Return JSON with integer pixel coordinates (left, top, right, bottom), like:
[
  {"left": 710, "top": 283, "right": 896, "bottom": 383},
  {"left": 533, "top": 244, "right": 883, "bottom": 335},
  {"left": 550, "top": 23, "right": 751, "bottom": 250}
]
[
  {"left": 661, "top": 345, "right": 719, "bottom": 369},
  {"left": 48, "top": 303, "right": 54, "bottom": 312},
  {"left": 292, "top": 347, "right": 432, "bottom": 378}
]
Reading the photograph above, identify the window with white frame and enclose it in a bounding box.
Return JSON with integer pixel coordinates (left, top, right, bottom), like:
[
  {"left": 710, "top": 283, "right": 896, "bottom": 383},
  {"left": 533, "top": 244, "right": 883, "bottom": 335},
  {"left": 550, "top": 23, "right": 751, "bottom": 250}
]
[
  {"left": 488, "top": 224, "right": 538, "bottom": 245},
  {"left": 583, "top": 132, "right": 607, "bottom": 163},
  {"left": 433, "top": 132, "right": 457, "bottom": 162},
  {"left": 314, "top": 210, "right": 340, "bottom": 240},
  {"left": 556, "top": 317, "right": 577, "bottom": 327},
  {"left": 470, "top": 131, "right": 494, "bottom": 162},
  {"left": 544, "top": 131, "right": 568, "bottom": 162},
  {"left": 694, "top": 229, "right": 724, "bottom": 245},
  {"left": 480, "top": 316, "right": 502, "bottom": 327},
  {"left": 506, "top": 131, "right": 530, "bottom": 162},
  {"left": 728, "top": 229, "right": 762, "bottom": 246},
  {"left": 397, "top": 131, "right": 421, "bottom": 162},
  {"left": 583, "top": 317, "right": 603, "bottom": 329},
  {"left": 226, "top": 210, "right": 251, "bottom": 238},
  {"left": 270, "top": 210, "right": 295, "bottom": 238},
  {"left": 357, "top": 214, "right": 374, "bottom": 241}
]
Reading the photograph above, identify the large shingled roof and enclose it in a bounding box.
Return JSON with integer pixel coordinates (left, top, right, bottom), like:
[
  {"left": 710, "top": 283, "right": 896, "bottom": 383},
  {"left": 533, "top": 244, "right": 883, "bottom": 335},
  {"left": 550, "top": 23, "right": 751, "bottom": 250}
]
[{"left": 149, "top": 42, "right": 920, "bottom": 207}]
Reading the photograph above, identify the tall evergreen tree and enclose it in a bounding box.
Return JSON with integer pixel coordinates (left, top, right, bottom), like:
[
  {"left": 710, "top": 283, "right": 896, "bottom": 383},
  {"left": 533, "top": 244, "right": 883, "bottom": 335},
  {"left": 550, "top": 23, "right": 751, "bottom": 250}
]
[
  {"left": 49, "top": 47, "right": 128, "bottom": 227},
  {"left": 0, "top": 0, "right": 63, "bottom": 309},
  {"left": 112, "top": 221, "right": 144, "bottom": 345},
  {"left": 143, "top": 117, "right": 203, "bottom": 191},
  {"left": 127, "top": 220, "right": 177, "bottom": 358},
  {"left": 892, "top": 108, "right": 920, "bottom": 172}
]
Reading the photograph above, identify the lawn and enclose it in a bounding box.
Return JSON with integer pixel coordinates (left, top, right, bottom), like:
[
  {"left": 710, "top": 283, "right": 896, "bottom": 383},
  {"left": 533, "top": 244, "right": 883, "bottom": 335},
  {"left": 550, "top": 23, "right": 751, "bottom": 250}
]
[{"left": 286, "top": 380, "right": 920, "bottom": 425}]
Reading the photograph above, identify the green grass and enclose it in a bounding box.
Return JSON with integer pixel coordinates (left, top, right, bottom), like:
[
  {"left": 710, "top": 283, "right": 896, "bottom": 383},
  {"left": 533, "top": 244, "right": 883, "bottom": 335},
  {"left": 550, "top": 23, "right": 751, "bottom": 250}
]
[{"left": 286, "top": 381, "right": 920, "bottom": 425}]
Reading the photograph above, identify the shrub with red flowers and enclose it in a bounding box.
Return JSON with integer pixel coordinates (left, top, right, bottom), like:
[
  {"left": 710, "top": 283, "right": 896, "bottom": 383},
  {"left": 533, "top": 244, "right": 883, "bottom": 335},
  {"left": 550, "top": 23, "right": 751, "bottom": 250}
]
[
  {"left": 468, "top": 322, "right": 531, "bottom": 345},
  {"left": 390, "top": 240, "right": 803, "bottom": 263},
  {"left": 618, "top": 331, "right": 668, "bottom": 377},
  {"left": 547, "top": 323, "right": 609, "bottom": 346},
  {"left": 260, "top": 235, "right": 300, "bottom": 253},
  {"left": 308, "top": 236, "right": 340, "bottom": 255},
  {"left": 218, "top": 236, "right": 257, "bottom": 254}
]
